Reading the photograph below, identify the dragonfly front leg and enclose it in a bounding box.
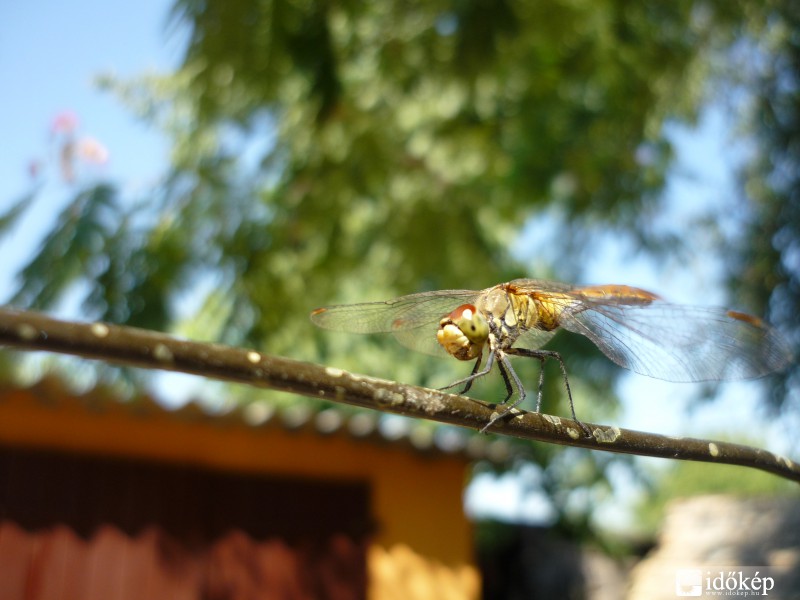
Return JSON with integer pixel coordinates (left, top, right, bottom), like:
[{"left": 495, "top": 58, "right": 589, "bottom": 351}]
[
  {"left": 460, "top": 353, "right": 483, "bottom": 394},
  {"left": 439, "top": 349, "right": 496, "bottom": 394}
]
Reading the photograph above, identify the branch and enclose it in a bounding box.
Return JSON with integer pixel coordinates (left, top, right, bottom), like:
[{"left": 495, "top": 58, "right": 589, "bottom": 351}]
[{"left": 1, "top": 307, "right": 798, "bottom": 483}]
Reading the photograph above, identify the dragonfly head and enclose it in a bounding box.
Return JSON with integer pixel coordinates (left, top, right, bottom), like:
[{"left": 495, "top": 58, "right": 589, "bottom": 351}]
[{"left": 437, "top": 304, "right": 489, "bottom": 361}]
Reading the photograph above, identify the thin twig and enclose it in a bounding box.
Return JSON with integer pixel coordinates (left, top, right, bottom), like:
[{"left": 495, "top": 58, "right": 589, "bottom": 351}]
[{"left": 0, "top": 307, "right": 798, "bottom": 483}]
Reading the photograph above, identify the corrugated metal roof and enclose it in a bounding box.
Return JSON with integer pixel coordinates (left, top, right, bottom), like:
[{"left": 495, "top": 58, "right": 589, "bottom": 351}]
[{"left": 0, "top": 375, "right": 514, "bottom": 463}]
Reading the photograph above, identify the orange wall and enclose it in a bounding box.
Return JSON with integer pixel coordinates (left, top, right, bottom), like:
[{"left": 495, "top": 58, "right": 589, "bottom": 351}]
[{"left": 0, "top": 387, "right": 474, "bottom": 569}]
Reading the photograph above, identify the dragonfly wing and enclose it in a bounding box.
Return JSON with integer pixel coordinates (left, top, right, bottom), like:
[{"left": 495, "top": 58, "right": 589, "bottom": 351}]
[
  {"left": 513, "top": 327, "right": 557, "bottom": 351},
  {"left": 311, "top": 289, "right": 480, "bottom": 357},
  {"left": 559, "top": 301, "right": 793, "bottom": 382},
  {"left": 390, "top": 325, "right": 451, "bottom": 357}
]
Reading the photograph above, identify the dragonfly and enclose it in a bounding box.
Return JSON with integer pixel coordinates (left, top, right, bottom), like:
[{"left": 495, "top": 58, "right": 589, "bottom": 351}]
[{"left": 310, "top": 279, "right": 793, "bottom": 434}]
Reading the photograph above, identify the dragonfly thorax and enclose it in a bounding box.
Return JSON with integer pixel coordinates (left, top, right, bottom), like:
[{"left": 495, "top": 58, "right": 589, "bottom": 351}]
[{"left": 474, "top": 285, "right": 544, "bottom": 345}]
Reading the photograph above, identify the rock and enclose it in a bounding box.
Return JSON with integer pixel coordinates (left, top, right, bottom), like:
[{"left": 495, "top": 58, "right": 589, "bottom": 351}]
[{"left": 628, "top": 495, "right": 800, "bottom": 600}]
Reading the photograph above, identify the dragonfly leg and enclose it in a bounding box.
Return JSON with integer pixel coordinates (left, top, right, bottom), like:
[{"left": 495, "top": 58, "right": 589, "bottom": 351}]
[
  {"left": 505, "top": 348, "right": 592, "bottom": 438},
  {"left": 479, "top": 353, "right": 525, "bottom": 433},
  {"left": 533, "top": 354, "right": 547, "bottom": 412},
  {"left": 460, "top": 353, "right": 483, "bottom": 394},
  {"left": 439, "top": 350, "right": 495, "bottom": 393},
  {"left": 496, "top": 358, "right": 515, "bottom": 404}
]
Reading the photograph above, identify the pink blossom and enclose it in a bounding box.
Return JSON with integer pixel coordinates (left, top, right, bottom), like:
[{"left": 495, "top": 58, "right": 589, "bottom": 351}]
[
  {"left": 77, "top": 136, "right": 110, "bottom": 164},
  {"left": 51, "top": 110, "right": 79, "bottom": 134}
]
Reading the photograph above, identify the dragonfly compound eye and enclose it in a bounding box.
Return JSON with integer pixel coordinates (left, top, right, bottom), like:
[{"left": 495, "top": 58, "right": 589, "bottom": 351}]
[
  {"left": 436, "top": 304, "right": 488, "bottom": 361},
  {"left": 454, "top": 306, "right": 489, "bottom": 343}
]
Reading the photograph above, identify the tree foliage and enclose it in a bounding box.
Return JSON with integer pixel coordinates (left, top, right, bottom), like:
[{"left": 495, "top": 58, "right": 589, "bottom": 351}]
[
  {"left": 730, "top": 0, "right": 800, "bottom": 415},
  {"left": 1, "top": 0, "right": 796, "bottom": 525}
]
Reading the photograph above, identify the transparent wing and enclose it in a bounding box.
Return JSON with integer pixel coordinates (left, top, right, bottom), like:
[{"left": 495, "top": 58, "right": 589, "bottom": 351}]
[
  {"left": 513, "top": 327, "right": 558, "bottom": 350},
  {"left": 507, "top": 278, "right": 578, "bottom": 293},
  {"left": 310, "top": 289, "right": 481, "bottom": 357},
  {"left": 558, "top": 299, "right": 793, "bottom": 382}
]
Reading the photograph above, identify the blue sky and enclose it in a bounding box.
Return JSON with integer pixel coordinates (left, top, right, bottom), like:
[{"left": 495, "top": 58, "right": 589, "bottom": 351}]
[
  {"left": 1, "top": 1, "right": 794, "bottom": 524},
  {"left": 0, "top": 0, "right": 180, "bottom": 294}
]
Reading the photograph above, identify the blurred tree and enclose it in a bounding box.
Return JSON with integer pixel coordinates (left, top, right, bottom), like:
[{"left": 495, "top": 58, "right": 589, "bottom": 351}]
[
  {"left": 729, "top": 0, "right": 800, "bottom": 417},
  {"left": 0, "top": 0, "right": 794, "bottom": 529}
]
